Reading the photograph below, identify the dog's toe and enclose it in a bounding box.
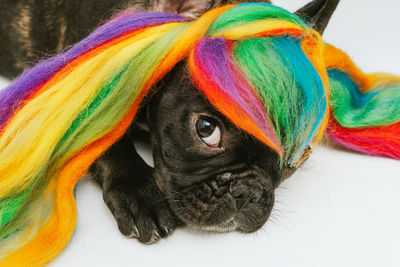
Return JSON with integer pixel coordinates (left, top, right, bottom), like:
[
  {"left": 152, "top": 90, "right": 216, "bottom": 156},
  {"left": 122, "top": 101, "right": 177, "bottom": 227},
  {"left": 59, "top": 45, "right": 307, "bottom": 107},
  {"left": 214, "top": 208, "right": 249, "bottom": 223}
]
[{"left": 103, "top": 187, "right": 180, "bottom": 244}]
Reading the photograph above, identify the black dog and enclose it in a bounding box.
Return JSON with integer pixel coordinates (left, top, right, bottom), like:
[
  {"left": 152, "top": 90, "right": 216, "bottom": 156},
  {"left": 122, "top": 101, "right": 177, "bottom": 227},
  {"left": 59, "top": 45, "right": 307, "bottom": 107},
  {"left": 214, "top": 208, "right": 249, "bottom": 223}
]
[{"left": 0, "top": 0, "right": 339, "bottom": 244}]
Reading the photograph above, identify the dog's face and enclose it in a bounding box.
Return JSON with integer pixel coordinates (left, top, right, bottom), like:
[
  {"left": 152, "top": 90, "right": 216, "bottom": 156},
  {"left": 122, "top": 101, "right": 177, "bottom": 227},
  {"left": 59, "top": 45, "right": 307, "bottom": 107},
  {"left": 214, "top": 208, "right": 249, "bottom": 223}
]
[{"left": 148, "top": 63, "right": 285, "bottom": 232}]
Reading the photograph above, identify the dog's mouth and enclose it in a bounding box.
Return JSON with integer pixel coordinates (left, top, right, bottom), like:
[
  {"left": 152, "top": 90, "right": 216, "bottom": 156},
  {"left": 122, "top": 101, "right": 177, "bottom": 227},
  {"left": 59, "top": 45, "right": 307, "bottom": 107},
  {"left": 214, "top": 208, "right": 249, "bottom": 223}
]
[{"left": 162, "top": 166, "right": 275, "bottom": 233}]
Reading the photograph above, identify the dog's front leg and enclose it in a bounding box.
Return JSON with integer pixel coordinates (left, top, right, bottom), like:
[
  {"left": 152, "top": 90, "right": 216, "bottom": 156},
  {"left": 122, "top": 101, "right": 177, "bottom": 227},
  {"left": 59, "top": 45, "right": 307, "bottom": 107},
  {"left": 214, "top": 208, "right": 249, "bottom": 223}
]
[{"left": 89, "top": 134, "right": 181, "bottom": 244}]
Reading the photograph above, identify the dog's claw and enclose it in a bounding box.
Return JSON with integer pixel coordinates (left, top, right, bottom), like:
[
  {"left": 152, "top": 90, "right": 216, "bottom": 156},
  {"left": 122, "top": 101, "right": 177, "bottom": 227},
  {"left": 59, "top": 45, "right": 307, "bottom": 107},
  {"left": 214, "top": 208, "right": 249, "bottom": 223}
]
[
  {"left": 163, "top": 226, "right": 171, "bottom": 235},
  {"left": 129, "top": 225, "right": 140, "bottom": 238},
  {"left": 102, "top": 178, "right": 180, "bottom": 244}
]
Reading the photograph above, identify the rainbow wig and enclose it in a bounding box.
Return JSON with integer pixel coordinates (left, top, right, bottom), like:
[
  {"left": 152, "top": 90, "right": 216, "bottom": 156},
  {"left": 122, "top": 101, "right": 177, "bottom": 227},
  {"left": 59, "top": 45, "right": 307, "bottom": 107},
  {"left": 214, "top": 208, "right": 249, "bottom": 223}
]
[{"left": 0, "top": 3, "right": 398, "bottom": 266}]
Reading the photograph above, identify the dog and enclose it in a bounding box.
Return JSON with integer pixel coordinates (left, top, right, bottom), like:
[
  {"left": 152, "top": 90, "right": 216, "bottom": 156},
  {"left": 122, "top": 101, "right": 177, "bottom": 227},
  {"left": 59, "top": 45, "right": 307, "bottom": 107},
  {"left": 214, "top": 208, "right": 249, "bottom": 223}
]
[{"left": 0, "top": 0, "right": 339, "bottom": 244}]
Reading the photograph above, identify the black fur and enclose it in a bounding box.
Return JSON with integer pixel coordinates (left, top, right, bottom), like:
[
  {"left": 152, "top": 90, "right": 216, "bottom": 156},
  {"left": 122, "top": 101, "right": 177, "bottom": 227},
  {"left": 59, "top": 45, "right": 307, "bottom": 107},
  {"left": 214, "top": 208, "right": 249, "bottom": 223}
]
[
  {"left": 0, "top": 0, "right": 133, "bottom": 77},
  {"left": 0, "top": 0, "right": 337, "bottom": 244},
  {"left": 0, "top": 0, "right": 259, "bottom": 78}
]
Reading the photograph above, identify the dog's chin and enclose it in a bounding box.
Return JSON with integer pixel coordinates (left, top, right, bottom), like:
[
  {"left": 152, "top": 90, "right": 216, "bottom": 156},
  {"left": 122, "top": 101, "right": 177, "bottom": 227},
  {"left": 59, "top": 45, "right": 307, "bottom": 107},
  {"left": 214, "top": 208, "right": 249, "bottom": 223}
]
[
  {"left": 191, "top": 217, "right": 238, "bottom": 233},
  {"left": 180, "top": 196, "right": 274, "bottom": 234}
]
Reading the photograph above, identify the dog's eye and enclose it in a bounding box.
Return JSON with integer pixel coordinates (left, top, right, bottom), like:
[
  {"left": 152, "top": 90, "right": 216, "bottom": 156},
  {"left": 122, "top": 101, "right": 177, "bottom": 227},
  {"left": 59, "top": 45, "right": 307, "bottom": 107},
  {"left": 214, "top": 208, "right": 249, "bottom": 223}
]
[{"left": 195, "top": 117, "right": 221, "bottom": 147}]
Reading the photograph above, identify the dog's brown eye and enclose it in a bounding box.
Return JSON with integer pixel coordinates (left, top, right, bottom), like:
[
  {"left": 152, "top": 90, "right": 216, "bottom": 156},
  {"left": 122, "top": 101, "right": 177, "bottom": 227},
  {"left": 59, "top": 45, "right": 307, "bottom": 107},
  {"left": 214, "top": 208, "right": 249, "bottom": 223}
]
[{"left": 195, "top": 117, "right": 221, "bottom": 147}]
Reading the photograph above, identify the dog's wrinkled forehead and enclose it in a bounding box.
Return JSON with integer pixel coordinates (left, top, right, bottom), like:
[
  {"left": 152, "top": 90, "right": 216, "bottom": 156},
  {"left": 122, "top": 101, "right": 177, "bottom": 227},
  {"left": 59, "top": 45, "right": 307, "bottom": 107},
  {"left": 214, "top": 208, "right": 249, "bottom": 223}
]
[
  {"left": 150, "top": 61, "right": 244, "bottom": 153},
  {"left": 150, "top": 61, "right": 223, "bottom": 124}
]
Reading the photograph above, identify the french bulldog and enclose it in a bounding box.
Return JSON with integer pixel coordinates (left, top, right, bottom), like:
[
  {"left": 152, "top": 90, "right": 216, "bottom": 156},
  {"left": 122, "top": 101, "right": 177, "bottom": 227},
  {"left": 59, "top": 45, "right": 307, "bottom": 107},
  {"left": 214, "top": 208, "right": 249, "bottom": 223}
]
[{"left": 0, "top": 0, "right": 339, "bottom": 244}]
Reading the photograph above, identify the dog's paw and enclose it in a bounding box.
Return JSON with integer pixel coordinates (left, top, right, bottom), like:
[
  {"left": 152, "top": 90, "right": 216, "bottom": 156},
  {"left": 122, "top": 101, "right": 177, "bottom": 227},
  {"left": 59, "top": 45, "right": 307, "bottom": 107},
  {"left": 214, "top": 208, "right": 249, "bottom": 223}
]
[{"left": 103, "top": 183, "right": 180, "bottom": 244}]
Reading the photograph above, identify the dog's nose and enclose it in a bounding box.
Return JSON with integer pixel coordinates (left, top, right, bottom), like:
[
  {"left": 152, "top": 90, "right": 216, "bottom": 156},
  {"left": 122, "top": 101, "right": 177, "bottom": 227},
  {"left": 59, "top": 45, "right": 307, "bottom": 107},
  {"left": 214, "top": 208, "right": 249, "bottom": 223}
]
[{"left": 229, "top": 179, "right": 263, "bottom": 209}]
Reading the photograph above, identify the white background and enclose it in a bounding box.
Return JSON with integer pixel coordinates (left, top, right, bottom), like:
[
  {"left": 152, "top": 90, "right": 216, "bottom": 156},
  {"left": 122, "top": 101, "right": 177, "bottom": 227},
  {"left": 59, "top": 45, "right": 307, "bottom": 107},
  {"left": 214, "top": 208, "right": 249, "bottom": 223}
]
[{"left": 1, "top": 1, "right": 399, "bottom": 266}]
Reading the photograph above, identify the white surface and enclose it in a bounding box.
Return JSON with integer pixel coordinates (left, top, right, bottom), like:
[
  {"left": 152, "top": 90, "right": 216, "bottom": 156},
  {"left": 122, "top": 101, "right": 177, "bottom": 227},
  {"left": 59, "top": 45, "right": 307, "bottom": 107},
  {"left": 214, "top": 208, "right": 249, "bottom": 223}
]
[{"left": 1, "top": 1, "right": 399, "bottom": 266}]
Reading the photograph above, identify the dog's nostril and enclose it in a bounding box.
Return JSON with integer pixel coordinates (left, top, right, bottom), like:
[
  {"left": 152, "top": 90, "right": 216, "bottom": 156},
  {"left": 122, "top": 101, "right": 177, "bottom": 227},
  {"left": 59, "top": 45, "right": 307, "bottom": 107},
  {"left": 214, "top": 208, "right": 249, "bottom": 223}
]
[
  {"left": 230, "top": 180, "right": 264, "bottom": 205},
  {"left": 229, "top": 183, "right": 247, "bottom": 199}
]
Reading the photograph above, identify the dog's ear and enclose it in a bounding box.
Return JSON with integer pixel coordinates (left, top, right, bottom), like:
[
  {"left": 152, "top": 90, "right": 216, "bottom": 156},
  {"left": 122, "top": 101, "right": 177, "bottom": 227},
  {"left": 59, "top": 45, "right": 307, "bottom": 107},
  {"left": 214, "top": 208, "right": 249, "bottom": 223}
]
[
  {"left": 294, "top": 0, "right": 340, "bottom": 34},
  {"left": 150, "top": 0, "right": 224, "bottom": 18}
]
